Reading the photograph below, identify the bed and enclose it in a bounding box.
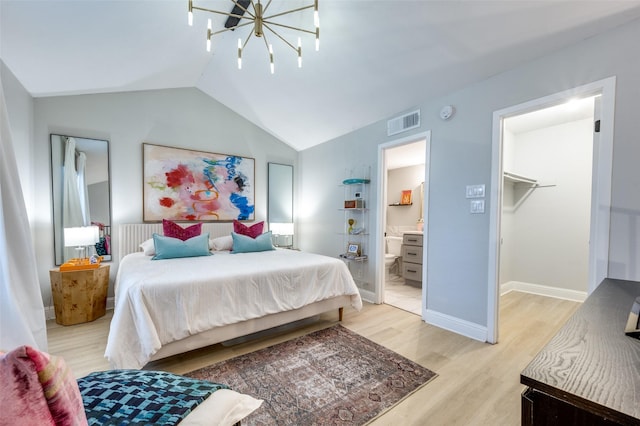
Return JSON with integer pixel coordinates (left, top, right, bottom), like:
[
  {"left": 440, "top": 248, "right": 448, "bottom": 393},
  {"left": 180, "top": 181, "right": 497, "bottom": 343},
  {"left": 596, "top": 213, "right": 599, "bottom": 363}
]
[{"left": 105, "top": 223, "right": 363, "bottom": 370}]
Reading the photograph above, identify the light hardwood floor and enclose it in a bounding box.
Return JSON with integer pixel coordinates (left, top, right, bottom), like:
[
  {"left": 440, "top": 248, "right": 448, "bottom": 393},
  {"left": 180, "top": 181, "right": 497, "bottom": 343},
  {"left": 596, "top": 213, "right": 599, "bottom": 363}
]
[{"left": 47, "top": 291, "right": 580, "bottom": 425}]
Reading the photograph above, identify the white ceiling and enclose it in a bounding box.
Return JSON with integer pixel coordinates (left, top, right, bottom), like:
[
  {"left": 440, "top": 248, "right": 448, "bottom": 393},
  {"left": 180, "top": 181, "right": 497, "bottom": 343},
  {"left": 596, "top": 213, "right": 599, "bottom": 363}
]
[
  {"left": 387, "top": 140, "right": 427, "bottom": 170},
  {"left": 2, "top": 1, "right": 640, "bottom": 151},
  {"left": 504, "top": 96, "right": 596, "bottom": 135}
]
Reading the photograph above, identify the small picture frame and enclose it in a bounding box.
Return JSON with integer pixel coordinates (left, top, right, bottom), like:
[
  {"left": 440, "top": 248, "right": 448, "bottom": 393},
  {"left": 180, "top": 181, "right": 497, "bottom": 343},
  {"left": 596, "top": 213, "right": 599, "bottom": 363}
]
[
  {"left": 347, "top": 243, "right": 361, "bottom": 256},
  {"left": 401, "top": 190, "right": 412, "bottom": 205}
]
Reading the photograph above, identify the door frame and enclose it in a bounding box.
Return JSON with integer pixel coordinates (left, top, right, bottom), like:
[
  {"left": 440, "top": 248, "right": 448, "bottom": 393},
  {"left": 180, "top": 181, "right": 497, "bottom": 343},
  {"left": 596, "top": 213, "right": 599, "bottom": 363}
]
[
  {"left": 375, "top": 131, "right": 431, "bottom": 319},
  {"left": 487, "top": 77, "right": 616, "bottom": 343}
]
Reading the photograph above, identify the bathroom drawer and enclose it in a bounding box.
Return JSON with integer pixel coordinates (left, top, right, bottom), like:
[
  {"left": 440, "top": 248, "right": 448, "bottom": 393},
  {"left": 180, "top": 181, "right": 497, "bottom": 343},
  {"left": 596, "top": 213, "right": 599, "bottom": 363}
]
[
  {"left": 403, "top": 233, "right": 423, "bottom": 246},
  {"left": 402, "top": 262, "right": 423, "bottom": 282},
  {"left": 402, "top": 245, "right": 423, "bottom": 264}
]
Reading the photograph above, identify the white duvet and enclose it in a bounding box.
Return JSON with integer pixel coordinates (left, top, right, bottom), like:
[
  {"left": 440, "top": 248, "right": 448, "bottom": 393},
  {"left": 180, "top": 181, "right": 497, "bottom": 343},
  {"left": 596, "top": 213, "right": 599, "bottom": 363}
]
[{"left": 105, "top": 249, "right": 362, "bottom": 369}]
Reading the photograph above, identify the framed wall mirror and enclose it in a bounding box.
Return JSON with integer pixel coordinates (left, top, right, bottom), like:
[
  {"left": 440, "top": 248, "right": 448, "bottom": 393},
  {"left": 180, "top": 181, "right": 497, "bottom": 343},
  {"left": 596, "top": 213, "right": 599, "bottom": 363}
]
[
  {"left": 268, "top": 163, "right": 293, "bottom": 247},
  {"left": 50, "top": 134, "right": 112, "bottom": 265}
]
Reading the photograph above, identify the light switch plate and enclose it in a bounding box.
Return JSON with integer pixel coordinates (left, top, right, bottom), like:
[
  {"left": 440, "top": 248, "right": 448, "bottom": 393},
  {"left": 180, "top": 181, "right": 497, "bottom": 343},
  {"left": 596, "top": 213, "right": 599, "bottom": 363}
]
[
  {"left": 470, "top": 200, "right": 485, "bottom": 214},
  {"left": 466, "top": 184, "right": 485, "bottom": 198}
]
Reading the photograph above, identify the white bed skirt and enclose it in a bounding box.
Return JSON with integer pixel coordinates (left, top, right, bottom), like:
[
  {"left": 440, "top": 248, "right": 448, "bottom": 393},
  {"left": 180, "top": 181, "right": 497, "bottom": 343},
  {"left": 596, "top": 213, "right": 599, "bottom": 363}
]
[{"left": 150, "top": 295, "right": 350, "bottom": 362}]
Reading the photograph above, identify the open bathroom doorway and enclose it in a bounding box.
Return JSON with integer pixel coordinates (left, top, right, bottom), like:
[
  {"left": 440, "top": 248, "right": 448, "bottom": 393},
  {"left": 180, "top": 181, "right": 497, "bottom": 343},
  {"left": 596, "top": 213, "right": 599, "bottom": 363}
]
[{"left": 376, "top": 132, "right": 430, "bottom": 317}]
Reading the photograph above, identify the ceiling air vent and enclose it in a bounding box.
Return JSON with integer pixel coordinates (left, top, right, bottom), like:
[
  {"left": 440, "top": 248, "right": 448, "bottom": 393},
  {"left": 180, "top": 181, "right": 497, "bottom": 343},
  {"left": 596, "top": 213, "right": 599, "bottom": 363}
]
[{"left": 387, "top": 110, "right": 420, "bottom": 136}]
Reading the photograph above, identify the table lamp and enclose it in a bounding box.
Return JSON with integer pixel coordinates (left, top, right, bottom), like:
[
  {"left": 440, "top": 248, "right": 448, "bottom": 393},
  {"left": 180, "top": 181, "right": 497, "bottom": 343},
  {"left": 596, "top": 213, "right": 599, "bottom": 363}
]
[
  {"left": 64, "top": 226, "right": 99, "bottom": 260},
  {"left": 270, "top": 222, "right": 294, "bottom": 248}
]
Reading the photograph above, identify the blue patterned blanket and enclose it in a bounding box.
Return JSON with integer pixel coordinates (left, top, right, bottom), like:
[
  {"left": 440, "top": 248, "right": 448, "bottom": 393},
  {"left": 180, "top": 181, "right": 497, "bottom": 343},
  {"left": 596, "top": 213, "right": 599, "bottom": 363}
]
[{"left": 78, "top": 370, "right": 228, "bottom": 425}]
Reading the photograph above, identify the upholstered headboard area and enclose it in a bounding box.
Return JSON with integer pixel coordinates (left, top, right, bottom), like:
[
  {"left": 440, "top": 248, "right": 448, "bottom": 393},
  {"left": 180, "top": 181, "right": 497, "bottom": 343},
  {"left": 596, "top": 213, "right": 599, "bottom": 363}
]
[{"left": 118, "top": 222, "right": 235, "bottom": 260}]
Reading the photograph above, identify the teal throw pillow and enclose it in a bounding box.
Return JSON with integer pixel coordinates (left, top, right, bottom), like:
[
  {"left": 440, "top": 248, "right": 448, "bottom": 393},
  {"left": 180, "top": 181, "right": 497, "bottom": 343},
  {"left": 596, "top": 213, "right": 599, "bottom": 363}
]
[
  {"left": 231, "top": 231, "right": 275, "bottom": 254},
  {"left": 152, "top": 232, "right": 211, "bottom": 260}
]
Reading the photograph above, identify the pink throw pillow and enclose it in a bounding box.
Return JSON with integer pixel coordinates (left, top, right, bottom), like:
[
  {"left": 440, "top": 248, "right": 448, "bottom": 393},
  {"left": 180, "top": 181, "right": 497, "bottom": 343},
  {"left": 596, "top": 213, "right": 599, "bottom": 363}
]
[
  {"left": 233, "top": 220, "right": 264, "bottom": 239},
  {"left": 162, "top": 219, "right": 202, "bottom": 241},
  {"left": 0, "top": 346, "right": 88, "bottom": 426}
]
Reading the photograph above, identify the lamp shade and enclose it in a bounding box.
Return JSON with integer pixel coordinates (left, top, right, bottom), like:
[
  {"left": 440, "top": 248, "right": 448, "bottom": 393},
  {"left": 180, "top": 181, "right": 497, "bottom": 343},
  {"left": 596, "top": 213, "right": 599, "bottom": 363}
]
[
  {"left": 64, "top": 226, "right": 99, "bottom": 247},
  {"left": 270, "top": 222, "right": 294, "bottom": 236}
]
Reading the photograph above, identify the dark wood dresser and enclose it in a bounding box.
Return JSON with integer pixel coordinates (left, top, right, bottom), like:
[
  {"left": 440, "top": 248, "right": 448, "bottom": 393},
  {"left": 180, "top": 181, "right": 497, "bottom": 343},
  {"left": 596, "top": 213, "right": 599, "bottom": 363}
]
[{"left": 520, "top": 278, "right": 640, "bottom": 425}]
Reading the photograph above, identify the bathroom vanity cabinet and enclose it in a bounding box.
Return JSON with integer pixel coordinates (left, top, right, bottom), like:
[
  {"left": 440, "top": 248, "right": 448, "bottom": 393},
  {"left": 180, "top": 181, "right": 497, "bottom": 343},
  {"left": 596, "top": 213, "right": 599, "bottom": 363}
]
[
  {"left": 339, "top": 171, "right": 370, "bottom": 289},
  {"left": 402, "top": 232, "right": 423, "bottom": 286}
]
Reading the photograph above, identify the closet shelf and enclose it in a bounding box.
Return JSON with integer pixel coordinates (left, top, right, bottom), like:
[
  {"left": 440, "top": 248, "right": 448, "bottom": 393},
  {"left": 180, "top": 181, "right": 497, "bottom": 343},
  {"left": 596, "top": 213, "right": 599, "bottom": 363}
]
[
  {"left": 503, "top": 171, "right": 537, "bottom": 185},
  {"left": 503, "top": 171, "right": 556, "bottom": 189}
]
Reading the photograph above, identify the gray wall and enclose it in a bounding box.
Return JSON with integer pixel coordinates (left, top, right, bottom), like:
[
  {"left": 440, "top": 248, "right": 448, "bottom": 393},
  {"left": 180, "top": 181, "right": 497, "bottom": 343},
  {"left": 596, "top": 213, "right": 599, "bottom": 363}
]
[
  {"left": 387, "top": 165, "right": 424, "bottom": 229},
  {"left": 299, "top": 17, "right": 640, "bottom": 328},
  {"left": 2, "top": 80, "right": 297, "bottom": 305}
]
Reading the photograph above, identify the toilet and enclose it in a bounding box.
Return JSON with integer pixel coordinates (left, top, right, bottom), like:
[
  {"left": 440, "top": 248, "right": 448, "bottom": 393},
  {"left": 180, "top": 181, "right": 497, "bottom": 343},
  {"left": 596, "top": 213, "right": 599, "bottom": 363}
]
[{"left": 384, "top": 236, "right": 403, "bottom": 280}]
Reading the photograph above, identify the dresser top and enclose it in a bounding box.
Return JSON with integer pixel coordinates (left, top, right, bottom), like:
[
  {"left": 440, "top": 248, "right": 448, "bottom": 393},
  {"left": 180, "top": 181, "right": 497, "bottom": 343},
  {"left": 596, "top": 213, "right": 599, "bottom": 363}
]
[{"left": 521, "top": 278, "right": 640, "bottom": 422}]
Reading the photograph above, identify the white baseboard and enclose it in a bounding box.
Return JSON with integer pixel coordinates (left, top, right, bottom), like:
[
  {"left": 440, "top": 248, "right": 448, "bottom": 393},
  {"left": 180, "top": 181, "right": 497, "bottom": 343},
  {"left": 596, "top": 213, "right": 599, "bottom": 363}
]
[
  {"left": 501, "top": 281, "right": 587, "bottom": 302},
  {"left": 359, "top": 288, "right": 377, "bottom": 304},
  {"left": 45, "top": 297, "right": 115, "bottom": 321},
  {"left": 424, "top": 309, "right": 487, "bottom": 342}
]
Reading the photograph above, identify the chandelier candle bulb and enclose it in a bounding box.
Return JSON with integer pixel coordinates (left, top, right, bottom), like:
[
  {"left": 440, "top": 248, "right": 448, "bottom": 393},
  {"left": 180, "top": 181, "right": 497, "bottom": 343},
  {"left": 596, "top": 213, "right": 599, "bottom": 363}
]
[
  {"left": 316, "top": 27, "right": 320, "bottom": 51},
  {"left": 188, "top": 0, "right": 193, "bottom": 26},
  {"left": 238, "top": 39, "right": 243, "bottom": 69},
  {"left": 297, "top": 38, "right": 302, "bottom": 67}
]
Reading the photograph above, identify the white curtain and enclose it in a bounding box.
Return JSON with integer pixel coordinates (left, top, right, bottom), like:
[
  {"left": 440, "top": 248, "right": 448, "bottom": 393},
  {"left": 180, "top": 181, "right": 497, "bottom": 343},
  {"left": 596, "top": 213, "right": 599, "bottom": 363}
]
[
  {"left": 76, "top": 151, "right": 91, "bottom": 225},
  {"left": 62, "top": 137, "right": 85, "bottom": 260},
  {"left": 0, "top": 81, "right": 48, "bottom": 351},
  {"left": 63, "top": 137, "right": 84, "bottom": 227}
]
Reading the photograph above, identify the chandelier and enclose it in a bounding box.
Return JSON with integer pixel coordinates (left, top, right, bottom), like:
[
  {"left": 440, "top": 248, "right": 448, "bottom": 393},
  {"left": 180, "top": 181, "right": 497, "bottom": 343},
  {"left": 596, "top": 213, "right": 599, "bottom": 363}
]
[{"left": 188, "top": 0, "right": 320, "bottom": 73}]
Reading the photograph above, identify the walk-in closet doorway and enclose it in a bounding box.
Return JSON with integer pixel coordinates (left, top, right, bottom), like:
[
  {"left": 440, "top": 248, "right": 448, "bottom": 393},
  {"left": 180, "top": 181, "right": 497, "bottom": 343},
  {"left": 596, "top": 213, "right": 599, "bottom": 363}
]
[{"left": 487, "top": 77, "right": 616, "bottom": 343}]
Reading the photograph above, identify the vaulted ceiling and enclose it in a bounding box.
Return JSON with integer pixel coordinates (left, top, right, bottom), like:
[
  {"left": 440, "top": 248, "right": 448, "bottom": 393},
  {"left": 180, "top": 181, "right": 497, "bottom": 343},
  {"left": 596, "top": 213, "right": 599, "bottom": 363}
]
[{"left": 2, "top": 1, "right": 640, "bottom": 151}]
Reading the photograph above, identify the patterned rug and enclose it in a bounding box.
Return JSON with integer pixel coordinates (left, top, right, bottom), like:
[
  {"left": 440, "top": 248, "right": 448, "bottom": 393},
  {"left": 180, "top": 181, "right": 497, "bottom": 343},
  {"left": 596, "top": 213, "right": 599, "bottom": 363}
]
[{"left": 185, "top": 325, "right": 437, "bottom": 425}]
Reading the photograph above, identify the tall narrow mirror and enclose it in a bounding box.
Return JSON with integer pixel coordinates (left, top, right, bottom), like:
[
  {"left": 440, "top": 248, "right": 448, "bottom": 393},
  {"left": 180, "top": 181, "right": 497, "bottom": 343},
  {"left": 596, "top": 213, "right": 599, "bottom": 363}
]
[
  {"left": 51, "top": 134, "right": 112, "bottom": 265},
  {"left": 268, "top": 163, "right": 293, "bottom": 247}
]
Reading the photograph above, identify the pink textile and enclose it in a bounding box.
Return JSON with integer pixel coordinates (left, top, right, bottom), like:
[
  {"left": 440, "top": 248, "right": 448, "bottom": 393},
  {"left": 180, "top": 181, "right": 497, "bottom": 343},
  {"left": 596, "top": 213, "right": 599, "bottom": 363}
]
[
  {"left": 0, "top": 346, "right": 88, "bottom": 426},
  {"left": 162, "top": 219, "right": 202, "bottom": 241},
  {"left": 233, "top": 220, "right": 264, "bottom": 238}
]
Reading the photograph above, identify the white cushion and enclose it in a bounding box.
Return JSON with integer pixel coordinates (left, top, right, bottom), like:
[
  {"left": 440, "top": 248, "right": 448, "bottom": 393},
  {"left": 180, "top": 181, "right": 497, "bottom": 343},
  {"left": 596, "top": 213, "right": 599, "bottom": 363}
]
[
  {"left": 210, "top": 235, "right": 233, "bottom": 251},
  {"left": 180, "top": 389, "right": 263, "bottom": 426},
  {"left": 139, "top": 238, "right": 155, "bottom": 256}
]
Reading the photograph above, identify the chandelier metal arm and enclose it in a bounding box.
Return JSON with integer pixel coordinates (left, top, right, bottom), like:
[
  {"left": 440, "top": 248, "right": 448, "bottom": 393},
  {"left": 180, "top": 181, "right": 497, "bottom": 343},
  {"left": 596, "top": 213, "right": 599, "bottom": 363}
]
[
  {"left": 192, "top": 6, "right": 253, "bottom": 23},
  {"left": 263, "top": 21, "right": 316, "bottom": 36},
  {"left": 264, "top": 4, "right": 314, "bottom": 21},
  {"left": 262, "top": 23, "right": 301, "bottom": 52},
  {"left": 210, "top": 19, "right": 254, "bottom": 37},
  {"left": 230, "top": 0, "right": 255, "bottom": 18},
  {"left": 241, "top": 31, "right": 253, "bottom": 50},
  {"left": 257, "top": 0, "right": 272, "bottom": 15}
]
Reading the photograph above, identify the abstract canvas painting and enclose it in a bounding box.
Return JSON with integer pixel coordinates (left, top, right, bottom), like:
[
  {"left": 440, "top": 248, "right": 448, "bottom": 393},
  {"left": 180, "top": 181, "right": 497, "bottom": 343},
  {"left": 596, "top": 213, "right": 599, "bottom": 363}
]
[{"left": 143, "top": 143, "right": 255, "bottom": 222}]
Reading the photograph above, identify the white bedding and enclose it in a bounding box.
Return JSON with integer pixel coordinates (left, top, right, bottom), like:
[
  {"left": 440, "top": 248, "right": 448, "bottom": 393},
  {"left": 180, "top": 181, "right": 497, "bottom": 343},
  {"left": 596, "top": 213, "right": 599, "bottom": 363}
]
[{"left": 105, "top": 249, "right": 362, "bottom": 369}]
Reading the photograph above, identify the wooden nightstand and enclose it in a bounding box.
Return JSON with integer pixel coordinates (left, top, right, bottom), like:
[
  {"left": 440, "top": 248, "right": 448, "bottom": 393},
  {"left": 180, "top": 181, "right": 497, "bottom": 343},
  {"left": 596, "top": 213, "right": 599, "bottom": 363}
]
[{"left": 49, "top": 264, "right": 110, "bottom": 325}]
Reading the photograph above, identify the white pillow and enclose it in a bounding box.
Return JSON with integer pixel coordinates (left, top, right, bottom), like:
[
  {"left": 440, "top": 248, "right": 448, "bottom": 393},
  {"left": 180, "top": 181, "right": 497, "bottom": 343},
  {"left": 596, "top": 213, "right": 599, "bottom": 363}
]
[
  {"left": 139, "top": 238, "right": 155, "bottom": 256},
  {"left": 210, "top": 235, "right": 233, "bottom": 251},
  {"left": 180, "top": 389, "right": 263, "bottom": 426}
]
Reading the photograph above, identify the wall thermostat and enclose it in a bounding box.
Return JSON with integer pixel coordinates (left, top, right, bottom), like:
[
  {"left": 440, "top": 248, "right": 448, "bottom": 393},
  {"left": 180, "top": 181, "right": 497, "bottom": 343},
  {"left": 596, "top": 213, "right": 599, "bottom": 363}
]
[{"left": 440, "top": 105, "right": 455, "bottom": 120}]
